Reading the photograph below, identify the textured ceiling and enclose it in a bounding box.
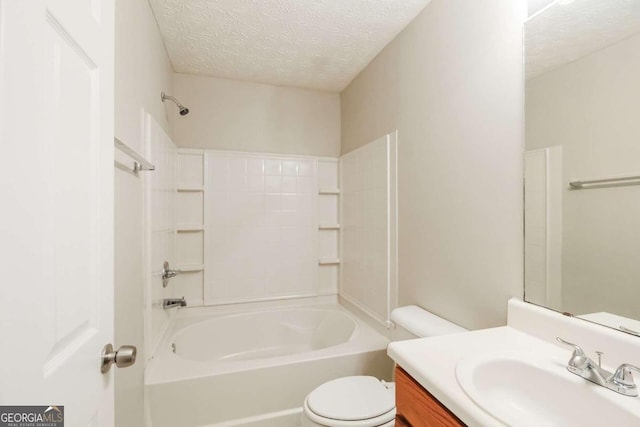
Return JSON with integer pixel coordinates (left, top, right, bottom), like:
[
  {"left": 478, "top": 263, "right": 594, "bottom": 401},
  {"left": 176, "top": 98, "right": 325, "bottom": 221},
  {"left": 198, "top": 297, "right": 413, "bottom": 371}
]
[
  {"left": 526, "top": 0, "right": 640, "bottom": 80},
  {"left": 149, "top": 0, "right": 432, "bottom": 92}
]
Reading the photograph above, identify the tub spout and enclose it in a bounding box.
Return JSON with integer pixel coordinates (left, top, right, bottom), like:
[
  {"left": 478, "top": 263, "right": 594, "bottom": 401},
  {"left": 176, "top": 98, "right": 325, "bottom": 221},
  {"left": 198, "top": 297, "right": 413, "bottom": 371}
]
[{"left": 163, "top": 297, "right": 187, "bottom": 309}]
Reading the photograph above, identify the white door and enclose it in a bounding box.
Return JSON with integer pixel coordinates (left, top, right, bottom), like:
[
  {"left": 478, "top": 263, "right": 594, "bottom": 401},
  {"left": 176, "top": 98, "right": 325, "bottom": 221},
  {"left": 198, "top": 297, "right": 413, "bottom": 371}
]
[{"left": 0, "top": 0, "right": 115, "bottom": 425}]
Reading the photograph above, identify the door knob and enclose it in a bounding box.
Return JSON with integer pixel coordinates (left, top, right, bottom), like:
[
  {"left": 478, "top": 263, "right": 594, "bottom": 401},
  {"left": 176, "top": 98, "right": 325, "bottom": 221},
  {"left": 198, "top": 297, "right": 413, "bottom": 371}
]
[{"left": 101, "top": 343, "right": 137, "bottom": 373}]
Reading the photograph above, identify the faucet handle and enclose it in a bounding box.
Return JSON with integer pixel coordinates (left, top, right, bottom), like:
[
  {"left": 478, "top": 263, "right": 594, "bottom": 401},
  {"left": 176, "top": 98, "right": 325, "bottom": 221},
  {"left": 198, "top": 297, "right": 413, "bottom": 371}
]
[
  {"left": 556, "top": 337, "right": 588, "bottom": 369},
  {"left": 162, "top": 261, "right": 182, "bottom": 288},
  {"left": 556, "top": 337, "right": 585, "bottom": 355},
  {"left": 612, "top": 364, "right": 640, "bottom": 388}
]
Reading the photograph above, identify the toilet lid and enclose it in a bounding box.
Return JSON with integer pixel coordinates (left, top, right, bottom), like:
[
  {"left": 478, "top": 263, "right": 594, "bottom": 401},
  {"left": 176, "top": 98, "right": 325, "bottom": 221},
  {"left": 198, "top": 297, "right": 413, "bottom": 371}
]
[{"left": 307, "top": 376, "right": 395, "bottom": 421}]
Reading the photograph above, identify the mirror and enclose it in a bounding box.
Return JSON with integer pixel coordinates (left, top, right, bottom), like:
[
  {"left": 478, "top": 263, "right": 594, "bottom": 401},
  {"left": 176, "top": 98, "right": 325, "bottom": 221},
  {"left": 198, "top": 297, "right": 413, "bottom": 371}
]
[{"left": 524, "top": 0, "right": 640, "bottom": 334}]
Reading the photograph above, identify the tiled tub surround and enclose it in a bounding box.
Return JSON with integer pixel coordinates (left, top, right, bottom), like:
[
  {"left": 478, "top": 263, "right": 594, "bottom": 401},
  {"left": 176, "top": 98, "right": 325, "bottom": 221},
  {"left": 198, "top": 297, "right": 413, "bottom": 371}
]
[
  {"left": 340, "top": 133, "right": 397, "bottom": 326},
  {"left": 145, "top": 296, "right": 392, "bottom": 427},
  {"left": 172, "top": 149, "right": 206, "bottom": 307},
  {"left": 172, "top": 150, "right": 341, "bottom": 307},
  {"left": 206, "top": 152, "right": 318, "bottom": 303},
  {"left": 145, "top": 114, "right": 178, "bottom": 359},
  {"left": 172, "top": 144, "right": 401, "bottom": 318}
]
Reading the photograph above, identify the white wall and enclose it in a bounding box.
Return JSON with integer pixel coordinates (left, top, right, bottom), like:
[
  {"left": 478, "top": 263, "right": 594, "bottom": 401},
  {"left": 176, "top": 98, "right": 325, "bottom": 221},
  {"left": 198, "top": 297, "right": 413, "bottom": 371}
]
[
  {"left": 341, "top": 0, "right": 526, "bottom": 330},
  {"left": 115, "top": 0, "right": 174, "bottom": 151},
  {"left": 170, "top": 74, "right": 341, "bottom": 157},
  {"left": 114, "top": 0, "right": 174, "bottom": 425},
  {"left": 526, "top": 33, "right": 640, "bottom": 319}
]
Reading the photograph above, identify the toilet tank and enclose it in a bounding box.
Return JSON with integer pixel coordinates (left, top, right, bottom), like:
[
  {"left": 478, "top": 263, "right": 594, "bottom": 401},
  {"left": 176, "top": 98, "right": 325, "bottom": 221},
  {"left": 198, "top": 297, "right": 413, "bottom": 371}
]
[{"left": 390, "top": 305, "right": 467, "bottom": 340}]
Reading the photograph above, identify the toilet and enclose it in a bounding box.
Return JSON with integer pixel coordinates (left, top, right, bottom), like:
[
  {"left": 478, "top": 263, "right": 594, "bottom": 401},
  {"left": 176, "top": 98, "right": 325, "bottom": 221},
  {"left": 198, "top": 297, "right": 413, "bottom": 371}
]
[{"left": 302, "top": 305, "right": 467, "bottom": 427}]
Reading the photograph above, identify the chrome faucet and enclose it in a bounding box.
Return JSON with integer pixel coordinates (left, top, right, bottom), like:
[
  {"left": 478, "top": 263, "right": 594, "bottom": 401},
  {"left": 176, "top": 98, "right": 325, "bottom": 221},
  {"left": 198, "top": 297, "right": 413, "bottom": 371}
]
[
  {"left": 557, "top": 337, "right": 640, "bottom": 397},
  {"left": 610, "top": 364, "right": 640, "bottom": 396},
  {"left": 163, "top": 297, "right": 187, "bottom": 309}
]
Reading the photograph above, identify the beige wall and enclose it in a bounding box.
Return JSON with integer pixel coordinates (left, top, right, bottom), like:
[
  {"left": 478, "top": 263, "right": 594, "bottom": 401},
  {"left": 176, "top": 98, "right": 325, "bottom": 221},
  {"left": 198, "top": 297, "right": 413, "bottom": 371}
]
[
  {"left": 341, "top": 0, "right": 526, "bottom": 330},
  {"left": 114, "top": 0, "right": 174, "bottom": 425},
  {"left": 526, "top": 34, "right": 640, "bottom": 319},
  {"left": 170, "top": 74, "right": 341, "bottom": 157},
  {"left": 115, "top": 0, "right": 174, "bottom": 150}
]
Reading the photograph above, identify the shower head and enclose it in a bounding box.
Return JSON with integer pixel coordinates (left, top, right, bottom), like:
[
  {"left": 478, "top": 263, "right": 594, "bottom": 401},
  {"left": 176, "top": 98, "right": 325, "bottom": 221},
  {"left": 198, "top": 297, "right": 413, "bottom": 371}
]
[{"left": 161, "top": 92, "right": 190, "bottom": 116}]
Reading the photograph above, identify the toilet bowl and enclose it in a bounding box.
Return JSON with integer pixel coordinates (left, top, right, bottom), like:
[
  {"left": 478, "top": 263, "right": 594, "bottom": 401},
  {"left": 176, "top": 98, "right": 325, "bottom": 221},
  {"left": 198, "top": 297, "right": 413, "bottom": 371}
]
[
  {"left": 301, "top": 306, "right": 467, "bottom": 427},
  {"left": 302, "top": 376, "right": 395, "bottom": 427}
]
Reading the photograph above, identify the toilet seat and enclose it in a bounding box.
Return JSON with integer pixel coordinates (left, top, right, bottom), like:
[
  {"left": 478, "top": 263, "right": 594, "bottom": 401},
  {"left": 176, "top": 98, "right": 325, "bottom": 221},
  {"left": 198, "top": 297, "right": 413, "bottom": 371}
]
[{"left": 303, "top": 376, "right": 396, "bottom": 427}]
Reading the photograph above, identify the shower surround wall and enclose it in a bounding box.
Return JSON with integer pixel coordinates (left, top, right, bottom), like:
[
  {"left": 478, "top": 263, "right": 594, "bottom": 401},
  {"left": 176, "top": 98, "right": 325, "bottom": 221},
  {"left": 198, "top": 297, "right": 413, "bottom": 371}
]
[
  {"left": 340, "top": 134, "right": 398, "bottom": 325},
  {"left": 173, "top": 150, "right": 341, "bottom": 306},
  {"left": 145, "top": 115, "right": 177, "bottom": 356},
  {"left": 206, "top": 152, "right": 318, "bottom": 303},
  {"left": 171, "top": 142, "right": 400, "bottom": 319},
  {"left": 171, "top": 149, "right": 206, "bottom": 306}
]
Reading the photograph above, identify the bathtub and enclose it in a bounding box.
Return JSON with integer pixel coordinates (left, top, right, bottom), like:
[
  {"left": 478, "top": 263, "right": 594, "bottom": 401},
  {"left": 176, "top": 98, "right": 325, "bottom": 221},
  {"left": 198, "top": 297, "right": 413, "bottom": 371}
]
[{"left": 146, "top": 297, "right": 393, "bottom": 427}]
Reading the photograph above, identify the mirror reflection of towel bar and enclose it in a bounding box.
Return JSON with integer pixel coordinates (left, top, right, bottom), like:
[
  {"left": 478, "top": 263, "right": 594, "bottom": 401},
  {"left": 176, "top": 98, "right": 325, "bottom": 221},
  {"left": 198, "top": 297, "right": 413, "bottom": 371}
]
[{"left": 569, "top": 174, "right": 640, "bottom": 189}]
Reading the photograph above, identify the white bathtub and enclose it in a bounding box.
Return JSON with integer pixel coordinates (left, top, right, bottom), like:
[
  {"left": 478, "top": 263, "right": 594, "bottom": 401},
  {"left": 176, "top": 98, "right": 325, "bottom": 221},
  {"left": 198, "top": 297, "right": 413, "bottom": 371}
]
[
  {"left": 173, "top": 307, "right": 356, "bottom": 362},
  {"left": 146, "top": 297, "right": 392, "bottom": 427}
]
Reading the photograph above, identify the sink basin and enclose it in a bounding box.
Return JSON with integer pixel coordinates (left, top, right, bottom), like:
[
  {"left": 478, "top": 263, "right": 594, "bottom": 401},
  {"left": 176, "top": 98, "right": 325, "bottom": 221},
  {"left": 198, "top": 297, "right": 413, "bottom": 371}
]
[{"left": 456, "top": 354, "right": 640, "bottom": 426}]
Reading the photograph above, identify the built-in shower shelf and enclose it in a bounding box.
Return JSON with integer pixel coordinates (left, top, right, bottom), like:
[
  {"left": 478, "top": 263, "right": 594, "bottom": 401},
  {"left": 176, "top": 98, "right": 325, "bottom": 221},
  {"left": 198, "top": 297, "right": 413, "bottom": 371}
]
[
  {"left": 177, "top": 186, "right": 204, "bottom": 192},
  {"left": 319, "top": 188, "right": 340, "bottom": 195},
  {"left": 318, "top": 258, "right": 340, "bottom": 265},
  {"left": 176, "top": 225, "right": 204, "bottom": 232},
  {"left": 177, "top": 264, "right": 204, "bottom": 273},
  {"left": 318, "top": 224, "right": 340, "bottom": 230}
]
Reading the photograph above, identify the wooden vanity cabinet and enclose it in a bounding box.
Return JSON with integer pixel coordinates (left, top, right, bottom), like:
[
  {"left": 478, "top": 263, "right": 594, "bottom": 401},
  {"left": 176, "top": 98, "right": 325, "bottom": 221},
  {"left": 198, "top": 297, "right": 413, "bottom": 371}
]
[{"left": 395, "top": 367, "right": 466, "bottom": 427}]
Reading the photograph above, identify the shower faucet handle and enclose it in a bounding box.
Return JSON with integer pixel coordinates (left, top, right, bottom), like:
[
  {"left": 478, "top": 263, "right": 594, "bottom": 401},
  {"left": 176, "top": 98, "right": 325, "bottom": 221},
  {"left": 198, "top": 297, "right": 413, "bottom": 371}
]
[{"left": 162, "top": 261, "right": 182, "bottom": 287}]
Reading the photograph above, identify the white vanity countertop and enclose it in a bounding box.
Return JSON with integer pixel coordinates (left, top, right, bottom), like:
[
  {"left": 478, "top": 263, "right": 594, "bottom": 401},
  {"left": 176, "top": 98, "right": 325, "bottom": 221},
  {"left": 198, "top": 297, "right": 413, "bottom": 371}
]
[
  {"left": 387, "top": 325, "right": 640, "bottom": 427},
  {"left": 389, "top": 327, "right": 533, "bottom": 426},
  {"left": 388, "top": 300, "right": 640, "bottom": 426}
]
